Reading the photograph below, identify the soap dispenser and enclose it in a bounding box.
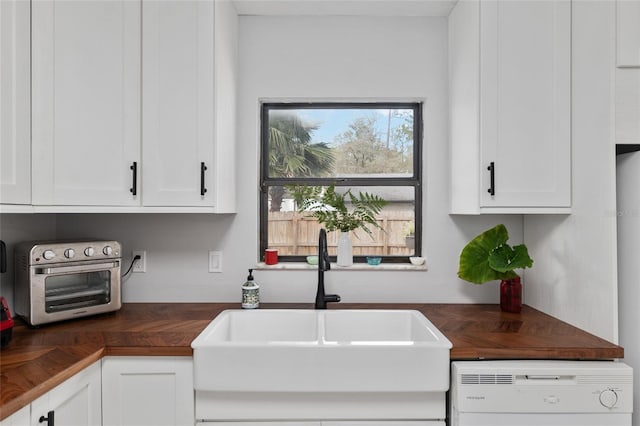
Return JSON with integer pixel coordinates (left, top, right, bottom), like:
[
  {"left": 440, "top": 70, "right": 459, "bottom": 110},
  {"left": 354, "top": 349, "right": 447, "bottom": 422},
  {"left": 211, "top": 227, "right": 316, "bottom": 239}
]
[{"left": 241, "top": 269, "right": 260, "bottom": 309}]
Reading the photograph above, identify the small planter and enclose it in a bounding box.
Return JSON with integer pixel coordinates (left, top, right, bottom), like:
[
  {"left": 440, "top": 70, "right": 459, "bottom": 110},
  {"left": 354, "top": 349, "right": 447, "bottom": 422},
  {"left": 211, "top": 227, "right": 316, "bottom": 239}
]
[{"left": 405, "top": 235, "right": 415, "bottom": 250}]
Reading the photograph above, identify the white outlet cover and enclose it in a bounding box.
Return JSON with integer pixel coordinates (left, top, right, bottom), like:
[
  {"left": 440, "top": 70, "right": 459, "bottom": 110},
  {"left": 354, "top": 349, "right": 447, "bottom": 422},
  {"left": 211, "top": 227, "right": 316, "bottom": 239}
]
[
  {"left": 209, "top": 251, "right": 222, "bottom": 273},
  {"left": 132, "top": 251, "right": 146, "bottom": 273}
]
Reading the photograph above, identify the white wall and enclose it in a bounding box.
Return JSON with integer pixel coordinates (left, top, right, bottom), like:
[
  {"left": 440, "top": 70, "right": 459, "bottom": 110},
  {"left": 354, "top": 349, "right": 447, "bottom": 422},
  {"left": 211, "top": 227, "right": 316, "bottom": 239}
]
[
  {"left": 53, "top": 15, "right": 523, "bottom": 304},
  {"left": 523, "top": 1, "right": 618, "bottom": 342}
]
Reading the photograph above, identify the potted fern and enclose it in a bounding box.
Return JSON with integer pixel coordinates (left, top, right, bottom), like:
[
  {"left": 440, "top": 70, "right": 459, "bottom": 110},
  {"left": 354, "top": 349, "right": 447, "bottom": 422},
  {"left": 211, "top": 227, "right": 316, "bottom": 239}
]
[
  {"left": 458, "top": 224, "right": 534, "bottom": 313},
  {"left": 292, "top": 184, "right": 387, "bottom": 266}
]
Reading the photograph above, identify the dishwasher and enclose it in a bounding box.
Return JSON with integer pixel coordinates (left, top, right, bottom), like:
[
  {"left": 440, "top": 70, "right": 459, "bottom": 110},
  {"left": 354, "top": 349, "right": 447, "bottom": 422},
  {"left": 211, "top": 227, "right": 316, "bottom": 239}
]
[{"left": 451, "top": 360, "right": 633, "bottom": 426}]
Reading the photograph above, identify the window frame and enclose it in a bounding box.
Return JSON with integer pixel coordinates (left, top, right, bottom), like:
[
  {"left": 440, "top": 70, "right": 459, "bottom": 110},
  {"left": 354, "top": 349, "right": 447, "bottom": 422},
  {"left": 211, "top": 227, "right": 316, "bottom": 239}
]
[{"left": 259, "top": 101, "right": 423, "bottom": 264}]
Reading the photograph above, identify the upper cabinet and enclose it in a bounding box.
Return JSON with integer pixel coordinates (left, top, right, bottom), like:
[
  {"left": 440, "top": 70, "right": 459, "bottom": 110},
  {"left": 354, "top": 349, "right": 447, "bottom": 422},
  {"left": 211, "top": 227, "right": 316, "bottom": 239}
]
[
  {"left": 141, "top": 0, "right": 237, "bottom": 211},
  {"left": 142, "top": 1, "right": 215, "bottom": 207},
  {"left": 616, "top": 0, "right": 640, "bottom": 68},
  {"left": 17, "top": 0, "right": 237, "bottom": 212},
  {"left": 615, "top": 0, "right": 640, "bottom": 145},
  {"left": 449, "top": 0, "right": 571, "bottom": 214},
  {"left": 31, "top": 0, "right": 141, "bottom": 206},
  {"left": 0, "top": 0, "right": 31, "bottom": 205}
]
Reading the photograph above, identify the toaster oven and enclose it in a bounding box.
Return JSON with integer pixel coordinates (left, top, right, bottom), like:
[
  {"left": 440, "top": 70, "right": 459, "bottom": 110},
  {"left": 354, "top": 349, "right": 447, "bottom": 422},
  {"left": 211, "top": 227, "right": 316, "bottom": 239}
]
[{"left": 15, "top": 240, "right": 122, "bottom": 326}]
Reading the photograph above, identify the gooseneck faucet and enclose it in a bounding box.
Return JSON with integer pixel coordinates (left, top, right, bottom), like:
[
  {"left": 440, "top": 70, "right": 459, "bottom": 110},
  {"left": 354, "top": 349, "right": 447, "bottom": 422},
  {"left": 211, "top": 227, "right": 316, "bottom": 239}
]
[{"left": 315, "top": 229, "right": 341, "bottom": 309}]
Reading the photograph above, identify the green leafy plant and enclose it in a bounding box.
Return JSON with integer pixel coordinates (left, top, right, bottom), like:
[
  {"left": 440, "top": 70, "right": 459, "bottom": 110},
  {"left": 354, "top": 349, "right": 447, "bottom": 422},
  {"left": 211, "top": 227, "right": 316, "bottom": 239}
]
[
  {"left": 290, "top": 184, "right": 388, "bottom": 237},
  {"left": 405, "top": 221, "right": 415, "bottom": 237},
  {"left": 458, "top": 224, "right": 534, "bottom": 284}
]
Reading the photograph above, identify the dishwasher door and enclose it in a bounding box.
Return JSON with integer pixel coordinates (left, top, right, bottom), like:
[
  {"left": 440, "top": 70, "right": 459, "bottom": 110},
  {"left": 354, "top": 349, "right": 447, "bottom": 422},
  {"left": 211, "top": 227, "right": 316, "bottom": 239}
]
[
  {"left": 451, "top": 361, "right": 633, "bottom": 426},
  {"left": 454, "top": 412, "right": 631, "bottom": 426}
]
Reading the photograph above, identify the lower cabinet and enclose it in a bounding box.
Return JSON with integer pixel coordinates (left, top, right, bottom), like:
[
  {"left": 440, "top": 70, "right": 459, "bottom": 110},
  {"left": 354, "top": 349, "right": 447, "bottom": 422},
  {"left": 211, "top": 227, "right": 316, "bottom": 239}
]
[
  {"left": 102, "top": 356, "right": 194, "bottom": 426},
  {"left": 203, "top": 423, "right": 441, "bottom": 425},
  {"left": 0, "top": 405, "right": 30, "bottom": 426},
  {"left": 30, "top": 361, "right": 102, "bottom": 426},
  {"left": 2, "top": 357, "right": 194, "bottom": 426}
]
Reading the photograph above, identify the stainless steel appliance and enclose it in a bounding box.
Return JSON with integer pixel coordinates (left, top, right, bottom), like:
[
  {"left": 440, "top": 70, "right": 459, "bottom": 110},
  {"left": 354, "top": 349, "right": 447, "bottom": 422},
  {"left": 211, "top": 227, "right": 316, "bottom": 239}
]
[{"left": 15, "top": 240, "right": 122, "bottom": 326}]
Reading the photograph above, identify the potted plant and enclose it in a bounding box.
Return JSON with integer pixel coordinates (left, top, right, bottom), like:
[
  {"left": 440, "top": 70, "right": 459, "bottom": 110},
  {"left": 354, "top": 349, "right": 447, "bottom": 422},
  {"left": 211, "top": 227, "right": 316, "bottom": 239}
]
[
  {"left": 292, "top": 184, "right": 387, "bottom": 266},
  {"left": 404, "top": 222, "right": 415, "bottom": 250},
  {"left": 457, "top": 224, "right": 534, "bottom": 313}
]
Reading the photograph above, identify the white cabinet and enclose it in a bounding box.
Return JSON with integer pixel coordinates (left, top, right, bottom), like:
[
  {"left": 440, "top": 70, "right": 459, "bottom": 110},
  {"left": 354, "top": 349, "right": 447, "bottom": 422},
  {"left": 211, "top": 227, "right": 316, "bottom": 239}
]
[
  {"left": 141, "top": 0, "right": 236, "bottom": 211},
  {"left": 102, "top": 356, "right": 194, "bottom": 426},
  {"left": 142, "top": 0, "right": 214, "bottom": 207},
  {"left": 0, "top": 405, "right": 29, "bottom": 426},
  {"left": 31, "top": 0, "right": 141, "bottom": 206},
  {"left": 205, "top": 422, "right": 440, "bottom": 425},
  {"left": 28, "top": 0, "right": 237, "bottom": 212},
  {"left": 615, "top": 0, "right": 640, "bottom": 144},
  {"left": 30, "top": 361, "right": 102, "bottom": 426},
  {"left": 204, "top": 423, "right": 320, "bottom": 426},
  {"left": 0, "top": 0, "right": 31, "bottom": 205},
  {"left": 616, "top": 0, "right": 640, "bottom": 68},
  {"left": 449, "top": 0, "right": 571, "bottom": 214}
]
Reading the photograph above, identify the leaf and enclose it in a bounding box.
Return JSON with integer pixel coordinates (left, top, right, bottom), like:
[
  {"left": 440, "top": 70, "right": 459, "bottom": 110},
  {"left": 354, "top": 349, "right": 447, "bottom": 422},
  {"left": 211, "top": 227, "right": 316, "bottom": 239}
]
[
  {"left": 294, "top": 184, "right": 388, "bottom": 235},
  {"left": 489, "top": 244, "right": 534, "bottom": 272},
  {"left": 458, "top": 224, "right": 515, "bottom": 284}
]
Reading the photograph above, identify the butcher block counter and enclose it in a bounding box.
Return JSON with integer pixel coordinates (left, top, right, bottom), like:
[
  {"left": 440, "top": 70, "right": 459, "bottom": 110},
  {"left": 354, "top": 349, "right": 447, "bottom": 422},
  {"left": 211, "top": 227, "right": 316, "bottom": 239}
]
[{"left": 0, "top": 303, "right": 624, "bottom": 420}]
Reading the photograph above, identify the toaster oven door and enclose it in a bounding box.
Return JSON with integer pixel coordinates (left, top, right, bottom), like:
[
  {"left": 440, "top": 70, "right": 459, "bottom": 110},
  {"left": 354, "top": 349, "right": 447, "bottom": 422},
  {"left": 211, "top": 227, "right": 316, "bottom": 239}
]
[{"left": 29, "top": 260, "right": 122, "bottom": 325}]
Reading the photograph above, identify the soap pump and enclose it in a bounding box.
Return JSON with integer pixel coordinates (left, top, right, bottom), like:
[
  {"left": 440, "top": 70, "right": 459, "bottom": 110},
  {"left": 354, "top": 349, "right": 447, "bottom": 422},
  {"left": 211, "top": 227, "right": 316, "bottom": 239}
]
[{"left": 241, "top": 269, "right": 260, "bottom": 309}]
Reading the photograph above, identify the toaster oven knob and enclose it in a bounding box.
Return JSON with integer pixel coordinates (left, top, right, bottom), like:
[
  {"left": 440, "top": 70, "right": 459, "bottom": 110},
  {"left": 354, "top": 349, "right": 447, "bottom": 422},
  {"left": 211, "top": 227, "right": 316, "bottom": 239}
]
[
  {"left": 84, "top": 247, "right": 95, "bottom": 257},
  {"left": 64, "top": 248, "right": 76, "bottom": 259},
  {"left": 103, "top": 246, "right": 113, "bottom": 256},
  {"left": 42, "top": 250, "right": 55, "bottom": 260}
]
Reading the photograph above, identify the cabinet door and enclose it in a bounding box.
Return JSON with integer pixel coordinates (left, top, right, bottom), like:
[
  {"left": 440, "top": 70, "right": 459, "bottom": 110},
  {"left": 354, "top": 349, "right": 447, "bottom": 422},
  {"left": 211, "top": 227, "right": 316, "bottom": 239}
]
[
  {"left": 30, "top": 361, "right": 101, "bottom": 426},
  {"left": 479, "top": 0, "right": 571, "bottom": 209},
  {"left": 102, "top": 356, "right": 194, "bottom": 426},
  {"left": 205, "top": 423, "right": 320, "bottom": 426},
  {"left": 617, "top": 0, "right": 640, "bottom": 68},
  {"left": 0, "top": 0, "right": 30, "bottom": 205},
  {"left": 0, "top": 405, "right": 30, "bottom": 426},
  {"left": 31, "top": 0, "right": 140, "bottom": 206},
  {"left": 142, "top": 0, "right": 215, "bottom": 207}
]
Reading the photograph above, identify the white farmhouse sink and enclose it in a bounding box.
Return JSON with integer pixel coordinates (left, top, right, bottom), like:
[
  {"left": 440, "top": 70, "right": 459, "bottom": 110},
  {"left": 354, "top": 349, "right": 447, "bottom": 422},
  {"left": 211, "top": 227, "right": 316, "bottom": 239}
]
[{"left": 192, "top": 309, "right": 452, "bottom": 394}]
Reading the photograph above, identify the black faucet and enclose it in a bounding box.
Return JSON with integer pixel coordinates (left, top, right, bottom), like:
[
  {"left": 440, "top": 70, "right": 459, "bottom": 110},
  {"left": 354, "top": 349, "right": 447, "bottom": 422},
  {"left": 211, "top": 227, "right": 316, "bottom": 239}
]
[{"left": 315, "top": 229, "right": 341, "bottom": 309}]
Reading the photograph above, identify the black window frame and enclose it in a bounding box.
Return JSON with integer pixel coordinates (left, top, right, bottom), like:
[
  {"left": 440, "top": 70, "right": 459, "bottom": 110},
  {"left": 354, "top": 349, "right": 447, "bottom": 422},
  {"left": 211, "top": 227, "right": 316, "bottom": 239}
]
[{"left": 259, "top": 101, "right": 423, "bottom": 264}]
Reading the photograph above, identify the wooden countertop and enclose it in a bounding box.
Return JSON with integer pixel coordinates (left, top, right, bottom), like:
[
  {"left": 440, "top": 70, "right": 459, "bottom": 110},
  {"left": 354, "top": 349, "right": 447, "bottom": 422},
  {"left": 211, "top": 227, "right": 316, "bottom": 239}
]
[{"left": 0, "top": 303, "right": 624, "bottom": 420}]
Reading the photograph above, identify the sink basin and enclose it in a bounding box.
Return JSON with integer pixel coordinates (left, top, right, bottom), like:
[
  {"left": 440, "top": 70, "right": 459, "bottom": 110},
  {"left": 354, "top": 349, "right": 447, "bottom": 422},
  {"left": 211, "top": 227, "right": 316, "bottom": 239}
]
[
  {"left": 196, "top": 309, "right": 318, "bottom": 342},
  {"left": 192, "top": 309, "right": 452, "bottom": 394},
  {"left": 323, "top": 309, "right": 443, "bottom": 343}
]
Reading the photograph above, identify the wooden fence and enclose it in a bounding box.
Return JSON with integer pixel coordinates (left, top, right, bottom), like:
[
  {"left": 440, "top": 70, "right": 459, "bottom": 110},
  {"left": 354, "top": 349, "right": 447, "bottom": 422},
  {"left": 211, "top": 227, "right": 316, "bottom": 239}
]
[{"left": 268, "top": 210, "right": 415, "bottom": 256}]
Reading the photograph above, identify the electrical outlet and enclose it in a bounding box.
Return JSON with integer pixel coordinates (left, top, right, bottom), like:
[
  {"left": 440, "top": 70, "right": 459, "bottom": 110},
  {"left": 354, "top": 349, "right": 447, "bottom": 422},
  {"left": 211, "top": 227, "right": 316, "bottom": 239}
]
[
  {"left": 132, "top": 251, "right": 146, "bottom": 273},
  {"left": 209, "top": 251, "right": 222, "bottom": 273}
]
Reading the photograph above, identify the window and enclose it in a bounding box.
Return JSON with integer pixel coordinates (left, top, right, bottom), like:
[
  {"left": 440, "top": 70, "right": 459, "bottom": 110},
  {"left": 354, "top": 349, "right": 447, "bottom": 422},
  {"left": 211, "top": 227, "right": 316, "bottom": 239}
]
[{"left": 260, "top": 102, "right": 422, "bottom": 263}]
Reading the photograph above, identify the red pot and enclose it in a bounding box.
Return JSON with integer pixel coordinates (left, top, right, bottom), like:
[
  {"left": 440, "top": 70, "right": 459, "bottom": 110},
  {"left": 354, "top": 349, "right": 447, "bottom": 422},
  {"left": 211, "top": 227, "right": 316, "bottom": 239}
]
[{"left": 500, "top": 277, "right": 522, "bottom": 313}]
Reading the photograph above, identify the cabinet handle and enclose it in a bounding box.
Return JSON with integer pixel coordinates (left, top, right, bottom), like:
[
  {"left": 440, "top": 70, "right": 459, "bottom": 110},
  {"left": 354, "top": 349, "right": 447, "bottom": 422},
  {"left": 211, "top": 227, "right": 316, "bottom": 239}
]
[
  {"left": 130, "top": 162, "right": 137, "bottom": 196},
  {"left": 200, "top": 162, "right": 208, "bottom": 196},
  {"left": 487, "top": 161, "right": 495, "bottom": 196},
  {"left": 39, "top": 410, "right": 54, "bottom": 426}
]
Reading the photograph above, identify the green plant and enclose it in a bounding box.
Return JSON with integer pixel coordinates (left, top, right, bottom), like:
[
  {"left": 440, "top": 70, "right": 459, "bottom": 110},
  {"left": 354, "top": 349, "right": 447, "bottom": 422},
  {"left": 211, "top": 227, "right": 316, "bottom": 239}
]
[
  {"left": 458, "top": 224, "right": 534, "bottom": 284},
  {"left": 291, "top": 184, "right": 388, "bottom": 237},
  {"left": 405, "top": 221, "right": 415, "bottom": 236}
]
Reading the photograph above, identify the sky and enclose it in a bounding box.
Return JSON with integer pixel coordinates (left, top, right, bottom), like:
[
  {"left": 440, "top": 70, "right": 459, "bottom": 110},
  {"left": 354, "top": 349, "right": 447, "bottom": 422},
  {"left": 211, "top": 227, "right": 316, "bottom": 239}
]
[{"left": 295, "top": 108, "right": 411, "bottom": 146}]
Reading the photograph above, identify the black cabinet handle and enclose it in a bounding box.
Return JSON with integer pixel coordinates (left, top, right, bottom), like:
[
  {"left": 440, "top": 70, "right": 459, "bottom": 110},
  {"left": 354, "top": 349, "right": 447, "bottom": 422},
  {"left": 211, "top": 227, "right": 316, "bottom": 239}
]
[
  {"left": 130, "top": 162, "right": 137, "bottom": 196},
  {"left": 0, "top": 240, "right": 6, "bottom": 274},
  {"left": 39, "top": 410, "right": 54, "bottom": 426},
  {"left": 487, "top": 161, "right": 495, "bottom": 196},
  {"left": 200, "top": 162, "right": 208, "bottom": 196}
]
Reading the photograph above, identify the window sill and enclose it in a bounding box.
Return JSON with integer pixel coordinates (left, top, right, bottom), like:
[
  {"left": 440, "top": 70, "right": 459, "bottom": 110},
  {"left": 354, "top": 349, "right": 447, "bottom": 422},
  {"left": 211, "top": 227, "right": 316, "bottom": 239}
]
[{"left": 254, "top": 262, "right": 427, "bottom": 271}]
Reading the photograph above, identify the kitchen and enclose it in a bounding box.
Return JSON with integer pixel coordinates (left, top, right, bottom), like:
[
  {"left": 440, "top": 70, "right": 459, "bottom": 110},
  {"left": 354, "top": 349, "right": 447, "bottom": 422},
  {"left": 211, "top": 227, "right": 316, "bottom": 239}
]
[{"left": 0, "top": 0, "right": 638, "bottom": 425}]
